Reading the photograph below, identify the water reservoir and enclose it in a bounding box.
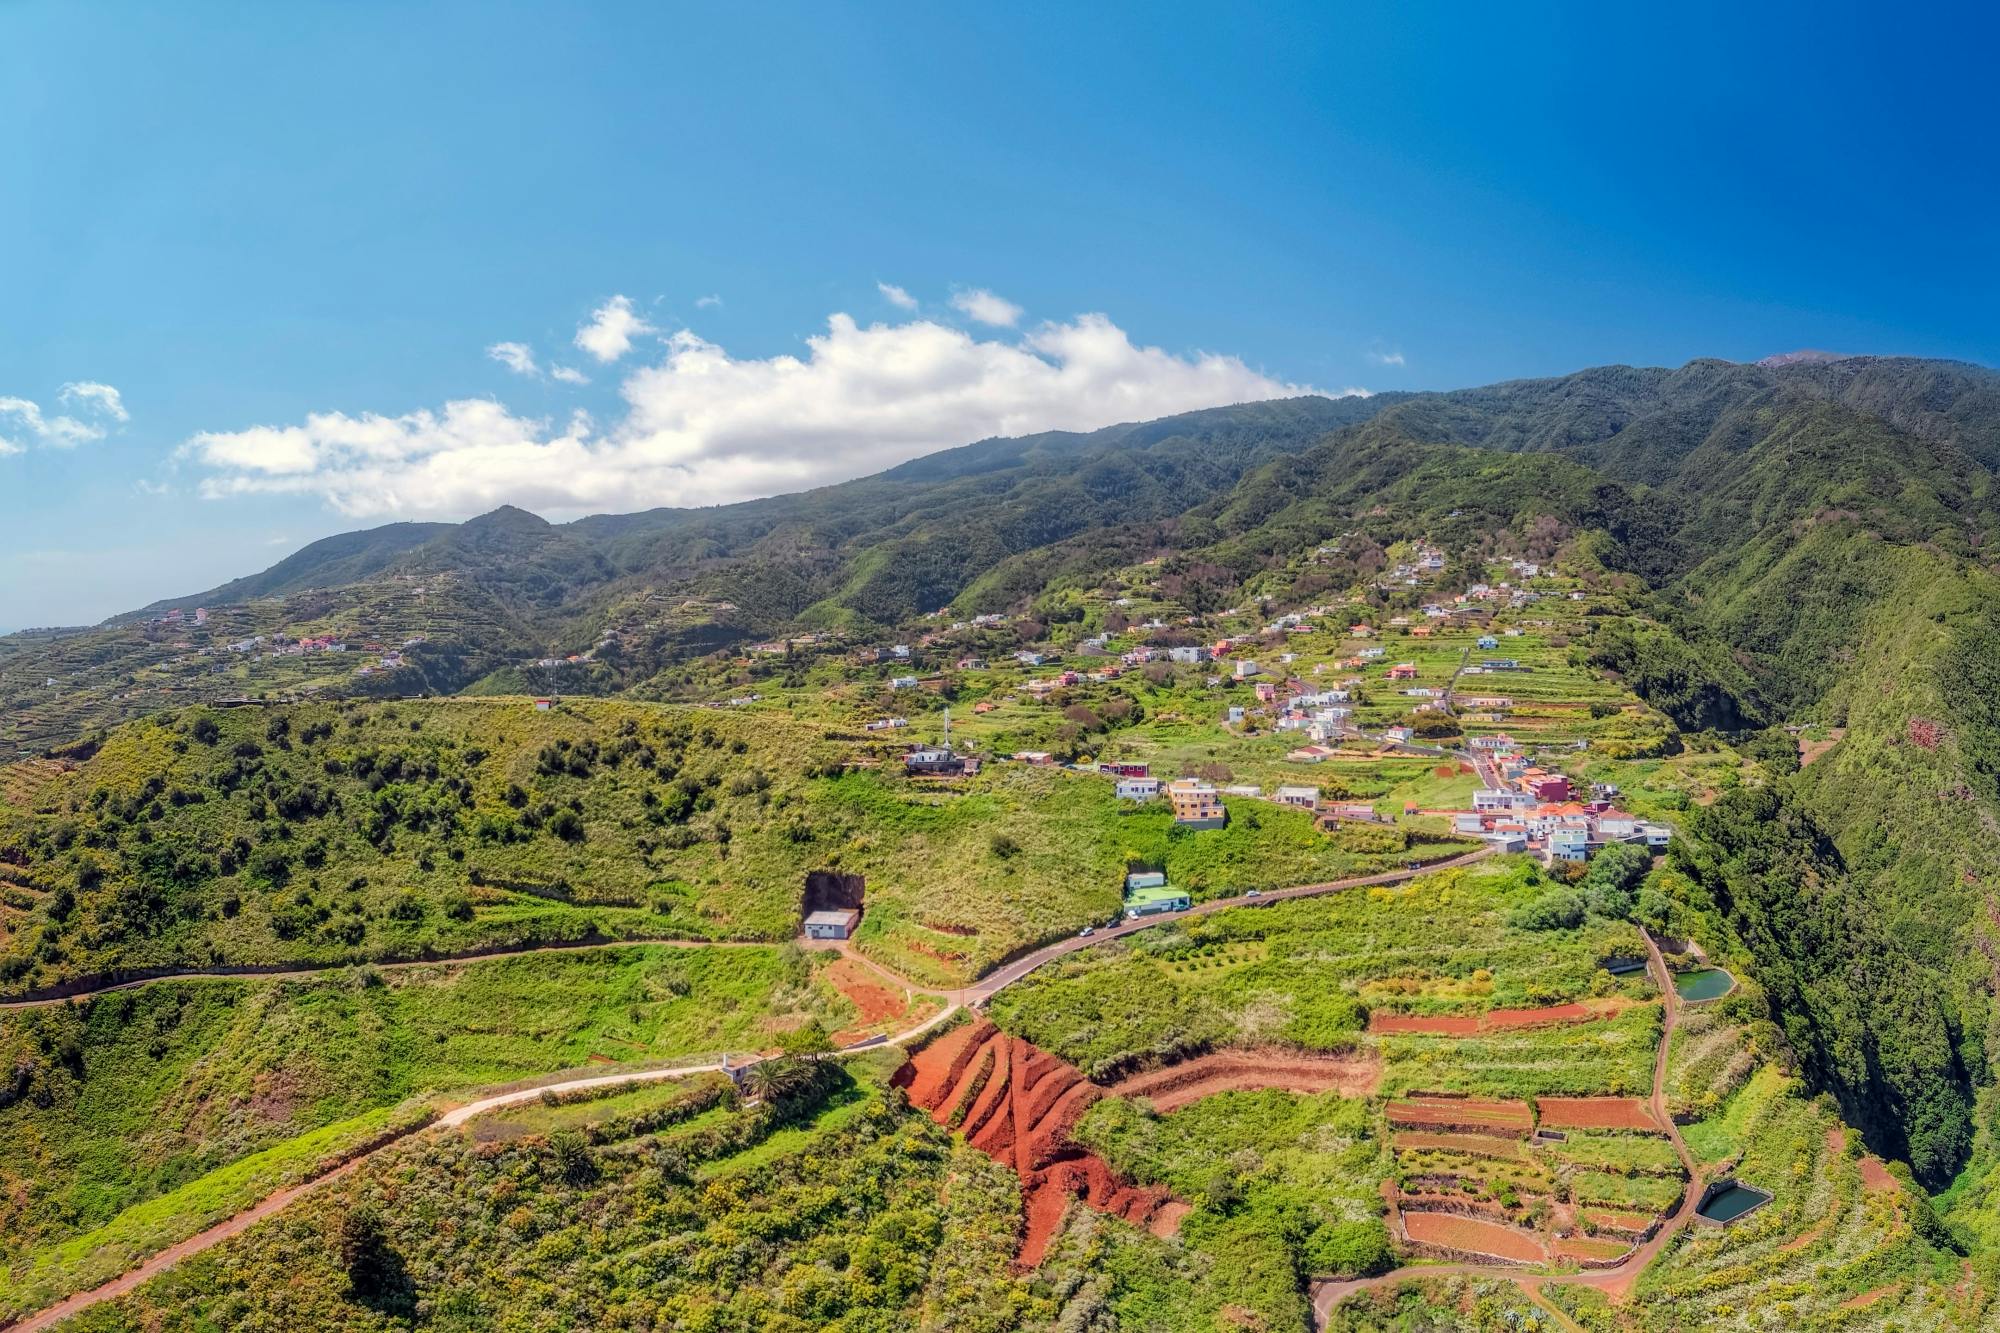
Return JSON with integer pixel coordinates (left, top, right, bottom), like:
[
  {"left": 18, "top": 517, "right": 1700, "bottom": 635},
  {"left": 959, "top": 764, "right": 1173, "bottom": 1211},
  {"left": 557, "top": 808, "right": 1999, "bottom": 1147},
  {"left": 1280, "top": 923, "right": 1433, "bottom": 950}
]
[
  {"left": 1674, "top": 968, "right": 1735, "bottom": 1003},
  {"left": 1695, "top": 1181, "right": 1772, "bottom": 1224}
]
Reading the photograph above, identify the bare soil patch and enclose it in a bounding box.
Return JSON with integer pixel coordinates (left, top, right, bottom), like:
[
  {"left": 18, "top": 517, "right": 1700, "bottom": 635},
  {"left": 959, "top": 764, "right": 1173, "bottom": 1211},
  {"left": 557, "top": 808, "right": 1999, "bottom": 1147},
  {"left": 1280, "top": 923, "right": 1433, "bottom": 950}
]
[
  {"left": 1370, "top": 999, "right": 1618, "bottom": 1036},
  {"left": 1401, "top": 1211, "right": 1546, "bottom": 1263},
  {"left": 1798, "top": 727, "right": 1846, "bottom": 768},
  {"left": 1551, "top": 1236, "right": 1632, "bottom": 1263},
  {"left": 1536, "top": 1096, "right": 1659, "bottom": 1132},
  {"left": 893, "top": 1019, "right": 1183, "bottom": 1269},
  {"left": 824, "top": 956, "right": 908, "bottom": 1044},
  {"left": 1100, "top": 1047, "right": 1380, "bottom": 1111},
  {"left": 1860, "top": 1156, "right": 1898, "bottom": 1192}
]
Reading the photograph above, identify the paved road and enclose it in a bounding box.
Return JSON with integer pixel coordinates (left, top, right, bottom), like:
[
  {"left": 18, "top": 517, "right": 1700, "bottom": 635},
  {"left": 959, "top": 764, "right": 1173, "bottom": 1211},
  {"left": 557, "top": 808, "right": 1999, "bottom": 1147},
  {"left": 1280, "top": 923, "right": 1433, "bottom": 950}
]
[
  {"left": 1, "top": 846, "right": 1497, "bottom": 1332},
  {"left": 1308, "top": 927, "right": 1703, "bottom": 1329}
]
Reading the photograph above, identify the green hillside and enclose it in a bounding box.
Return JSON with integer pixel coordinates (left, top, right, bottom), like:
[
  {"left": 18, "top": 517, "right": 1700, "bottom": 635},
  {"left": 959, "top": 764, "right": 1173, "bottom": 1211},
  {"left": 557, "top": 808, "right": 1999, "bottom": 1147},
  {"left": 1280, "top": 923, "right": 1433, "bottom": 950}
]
[{"left": 13, "top": 353, "right": 2000, "bottom": 1325}]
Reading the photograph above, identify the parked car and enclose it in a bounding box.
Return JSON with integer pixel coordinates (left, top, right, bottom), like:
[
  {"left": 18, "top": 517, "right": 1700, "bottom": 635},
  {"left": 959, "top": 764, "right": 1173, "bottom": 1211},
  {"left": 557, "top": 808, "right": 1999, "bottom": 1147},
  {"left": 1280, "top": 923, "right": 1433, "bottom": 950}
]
[
  {"left": 1077, "top": 926, "right": 1095, "bottom": 937},
  {"left": 1245, "top": 889, "right": 1262, "bottom": 898}
]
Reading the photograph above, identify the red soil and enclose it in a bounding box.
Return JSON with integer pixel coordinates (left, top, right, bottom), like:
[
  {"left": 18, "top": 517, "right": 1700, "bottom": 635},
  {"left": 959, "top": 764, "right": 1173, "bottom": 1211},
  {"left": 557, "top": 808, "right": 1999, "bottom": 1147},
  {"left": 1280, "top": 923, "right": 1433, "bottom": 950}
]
[
  {"left": 1391, "top": 1130, "right": 1525, "bottom": 1160},
  {"left": 1371, "top": 1013, "right": 1481, "bottom": 1035},
  {"left": 1386, "top": 1095, "right": 1534, "bottom": 1136},
  {"left": 1370, "top": 999, "right": 1612, "bottom": 1036},
  {"left": 1535, "top": 1096, "right": 1659, "bottom": 1132},
  {"left": 1551, "top": 1236, "right": 1632, "bottom": 1263},
  {"left": 1860, "top": 1156, "right": 1898, "bottom": 1192},
  {"left": 1401, "top": 1211, "right": 1547, "bottom": 1263},
  {"left": 824, "top": 956, "right": 908, "bottom": 1044},
  {"left": 1099, "top": 1048, "right": 1381, "bottom": 1111},
  {"left": 893, "top": 1019, "right": 1184, "bottom": 1268}
]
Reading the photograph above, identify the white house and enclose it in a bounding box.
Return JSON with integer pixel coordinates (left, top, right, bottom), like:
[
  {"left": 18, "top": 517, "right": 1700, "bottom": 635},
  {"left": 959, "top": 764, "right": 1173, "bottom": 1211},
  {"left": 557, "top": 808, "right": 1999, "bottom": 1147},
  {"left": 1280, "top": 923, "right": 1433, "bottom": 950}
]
[{"left": 1116, "top": 776, "right": 1162, "bottom": 801}]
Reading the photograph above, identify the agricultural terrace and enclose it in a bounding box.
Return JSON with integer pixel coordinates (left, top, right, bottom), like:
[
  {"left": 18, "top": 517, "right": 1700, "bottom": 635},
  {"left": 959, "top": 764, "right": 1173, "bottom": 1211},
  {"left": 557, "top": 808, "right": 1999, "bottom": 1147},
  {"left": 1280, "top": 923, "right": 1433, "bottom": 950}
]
[
  {"left": 1568, "top": 1069, "right": 1988, "bottom": 1330},
  {"left": 987, "top": 857, "right": 1655, "bottom": 1089},
  {"left": 983, "top": 846, "right": 1676, "bottom": 1292},
  {"left": 1074, "top": 1087, "right": 1395, "bottom": 1323},
  {"left": 0, "top": 942, "right": 886, "bottom": 1323}
]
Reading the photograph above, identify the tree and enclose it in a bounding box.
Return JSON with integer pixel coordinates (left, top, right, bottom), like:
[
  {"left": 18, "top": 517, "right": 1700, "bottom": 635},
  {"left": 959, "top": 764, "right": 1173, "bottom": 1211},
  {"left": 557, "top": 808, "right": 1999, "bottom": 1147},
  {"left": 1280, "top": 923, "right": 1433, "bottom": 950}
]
[
  {"left": 549, "top": 1129, "right": 597, "bottom": 1185},
  {"left": 337, "top": 1204, "right": 398, "bottom": 1301}
]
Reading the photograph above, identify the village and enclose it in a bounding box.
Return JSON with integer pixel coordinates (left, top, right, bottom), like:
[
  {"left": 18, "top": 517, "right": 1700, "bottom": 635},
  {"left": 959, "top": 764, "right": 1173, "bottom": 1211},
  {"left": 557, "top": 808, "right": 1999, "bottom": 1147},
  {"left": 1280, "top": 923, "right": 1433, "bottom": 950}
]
[{"left": 794, "top": 541, "right": 1693, "bottom": 926}]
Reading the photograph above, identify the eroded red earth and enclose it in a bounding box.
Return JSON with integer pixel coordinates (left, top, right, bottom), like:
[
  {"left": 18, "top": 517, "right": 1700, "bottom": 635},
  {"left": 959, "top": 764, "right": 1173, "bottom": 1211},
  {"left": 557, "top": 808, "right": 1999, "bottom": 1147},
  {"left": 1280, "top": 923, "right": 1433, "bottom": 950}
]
[{"left": 893, "top": 1019, "right": 1184, "bottom": 1268}]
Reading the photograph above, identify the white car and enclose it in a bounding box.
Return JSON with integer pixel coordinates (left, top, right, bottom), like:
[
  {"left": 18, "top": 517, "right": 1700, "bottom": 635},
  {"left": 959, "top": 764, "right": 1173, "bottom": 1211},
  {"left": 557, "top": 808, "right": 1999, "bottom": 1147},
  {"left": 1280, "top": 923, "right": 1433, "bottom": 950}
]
[
  {"left": 1078, "top": 926, "right": 1095, "bottom": 938},
  {"left": 1245, "top": 889, "right": 1262, "bottom": 898}
]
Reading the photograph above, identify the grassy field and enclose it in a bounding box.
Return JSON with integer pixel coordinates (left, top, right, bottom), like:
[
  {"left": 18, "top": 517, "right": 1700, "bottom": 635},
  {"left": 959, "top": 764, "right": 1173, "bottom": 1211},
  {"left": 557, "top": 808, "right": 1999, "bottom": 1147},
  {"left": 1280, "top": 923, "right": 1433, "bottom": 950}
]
[{"left": 1076, "top": 1087, "right": 1394, "bottom": 1321}]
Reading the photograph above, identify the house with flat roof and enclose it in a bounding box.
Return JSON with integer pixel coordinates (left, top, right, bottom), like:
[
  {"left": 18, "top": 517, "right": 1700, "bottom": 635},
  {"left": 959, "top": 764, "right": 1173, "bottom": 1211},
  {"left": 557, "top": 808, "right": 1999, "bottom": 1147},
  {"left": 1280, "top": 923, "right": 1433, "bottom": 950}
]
[
  {"left": 1549, "top": 828, "right": 1590, "bottom": 863},
  {"left": 804, "top": 908, "right": 862, "bottom": 940},
  {"left": 1124, "top": 881, "right": 1191, "bottom": 917},
  {"left": 1167, "top": 779, "right": 1227, "bottom": 829},
  {"left": 1275, "top": 785, "right": 1319, "bottom": 810}
]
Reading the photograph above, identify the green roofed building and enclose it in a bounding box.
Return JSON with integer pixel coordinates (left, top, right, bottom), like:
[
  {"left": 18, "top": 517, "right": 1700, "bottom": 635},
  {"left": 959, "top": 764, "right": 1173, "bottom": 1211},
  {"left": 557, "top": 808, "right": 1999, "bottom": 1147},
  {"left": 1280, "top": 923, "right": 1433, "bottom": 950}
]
[{"left": 1125, "top": 881, "right": 1191, "bottom": 918}]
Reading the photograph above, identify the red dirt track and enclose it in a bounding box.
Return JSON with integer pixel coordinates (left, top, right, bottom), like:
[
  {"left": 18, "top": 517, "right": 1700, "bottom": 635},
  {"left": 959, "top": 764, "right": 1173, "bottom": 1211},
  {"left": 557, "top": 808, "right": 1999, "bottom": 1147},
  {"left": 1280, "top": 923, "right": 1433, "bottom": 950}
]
[
  {"left": 893, "top": 1019, "right": 1183, "bottom": 1268},
  {"left": 1099, "top": 1047, "right": 1380, "bottom": 1111}
]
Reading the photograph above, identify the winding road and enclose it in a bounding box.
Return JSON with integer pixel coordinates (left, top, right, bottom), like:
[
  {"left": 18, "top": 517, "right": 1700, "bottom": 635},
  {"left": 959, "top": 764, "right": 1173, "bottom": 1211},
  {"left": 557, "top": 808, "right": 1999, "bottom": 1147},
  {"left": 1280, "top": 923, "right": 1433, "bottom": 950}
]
[
  {"left": 1, "top": 845, "right": 1494, "bottom": 1332},
  {"left": 1308, "top": 927, "right": 1703, "bottom": 1329}
]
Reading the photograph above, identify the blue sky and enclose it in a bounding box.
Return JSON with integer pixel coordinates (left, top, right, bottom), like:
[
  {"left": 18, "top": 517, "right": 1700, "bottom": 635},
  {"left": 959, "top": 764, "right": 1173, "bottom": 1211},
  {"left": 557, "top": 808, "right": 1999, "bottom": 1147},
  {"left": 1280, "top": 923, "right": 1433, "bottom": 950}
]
[{"left": 4, "top": 1, "right": 1996, "bottom": 630}]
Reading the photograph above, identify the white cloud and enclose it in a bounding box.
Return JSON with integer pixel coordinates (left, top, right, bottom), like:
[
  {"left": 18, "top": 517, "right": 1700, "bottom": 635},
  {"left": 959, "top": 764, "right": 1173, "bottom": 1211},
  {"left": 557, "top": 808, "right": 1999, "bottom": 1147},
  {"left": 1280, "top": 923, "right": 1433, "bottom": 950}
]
[
  {"left": 694, "top": 294, "right": 723, "bottom": 310},
  {"left": 1366, "top": 348, "right": 1407, "bottom": 367},
  {"left": 950, "top": 287, "right": 1023, "bottom": 327},
  {"left": 877, "top": 282, "right": 918, "bottom": 310},
  {"left": 181, "top": 308, "right": 1336, "bottom": 520},
  {"left": 487, "top": 341, "right": 540, "bottom": 377},
  {"left": 550, "top": 365, "right": 591, "bottom": 386},
  {"left": 60, "top": 381, "right": 129, "bottom": 422},
  {"left": 574, "top": 295, "right": 656, "bottom": 364},
  {"left": 0, "top": 390, "right": 121, "bottom": 451}
]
